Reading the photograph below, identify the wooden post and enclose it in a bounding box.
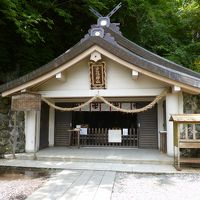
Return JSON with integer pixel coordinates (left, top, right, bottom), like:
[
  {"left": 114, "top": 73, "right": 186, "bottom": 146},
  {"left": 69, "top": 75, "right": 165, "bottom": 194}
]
[
  {"left": 33, "top": 111, "right": 37, "bottom": 160},
  {"left": 193, "top": 124, "right": 196, "bottom": 140},
  {"left": 185, "top": 124, "right": 188, "bottom": 140},
  {"left": 77, "top": 129, "right": 80, "bottom": 148},
  {"left": 12, "top": 111, "right": 17, "bottom": 159}
]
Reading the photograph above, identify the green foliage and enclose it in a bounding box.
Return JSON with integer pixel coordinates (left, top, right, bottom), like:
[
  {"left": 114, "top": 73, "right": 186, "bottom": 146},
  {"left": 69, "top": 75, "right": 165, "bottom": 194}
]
[
  {"left": 0, "top": 0, "right": 199, "bottom": 82},
  {"left": 0, "top": 0, "right": 53, "bottom": 43}
]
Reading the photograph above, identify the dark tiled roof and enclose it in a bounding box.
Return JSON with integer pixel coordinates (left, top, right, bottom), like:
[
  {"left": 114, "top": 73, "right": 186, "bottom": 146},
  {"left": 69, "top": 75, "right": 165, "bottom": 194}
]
[
  {"left": 0, "top": 23, "right": 200, "bottom": 94},
  {"left": 106, "top": 27, "right": 200, "bottom": 79}
]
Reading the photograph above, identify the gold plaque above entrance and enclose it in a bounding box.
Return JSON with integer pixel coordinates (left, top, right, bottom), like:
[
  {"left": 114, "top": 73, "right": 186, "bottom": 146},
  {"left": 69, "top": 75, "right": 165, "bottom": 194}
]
[{"left": 89, "top": 61, "right": 106, "bottom": 89}]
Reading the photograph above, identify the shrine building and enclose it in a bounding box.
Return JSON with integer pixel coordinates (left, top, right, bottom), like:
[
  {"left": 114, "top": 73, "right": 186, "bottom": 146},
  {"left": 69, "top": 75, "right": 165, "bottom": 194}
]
[{"left": 1, "top": 11, "right": 200, "bottom": 157}]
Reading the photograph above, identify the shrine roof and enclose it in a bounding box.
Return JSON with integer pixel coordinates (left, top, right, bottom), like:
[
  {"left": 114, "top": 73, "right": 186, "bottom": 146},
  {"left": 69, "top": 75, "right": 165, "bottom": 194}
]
[
  {"left": 170, "top": 114, "right": 200, "bottom": 123},
  {"left": 0, "top": 21, "right": 200, "bottom": 96}
]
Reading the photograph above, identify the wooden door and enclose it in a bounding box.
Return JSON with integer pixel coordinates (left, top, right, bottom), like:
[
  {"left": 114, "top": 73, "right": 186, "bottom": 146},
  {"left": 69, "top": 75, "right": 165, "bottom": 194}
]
[
  {"left": 55, "top": 103, "right": 72, "bottom": 146},
  {"left": 137, "top": 102, "right": 158, "bottom": 149}
]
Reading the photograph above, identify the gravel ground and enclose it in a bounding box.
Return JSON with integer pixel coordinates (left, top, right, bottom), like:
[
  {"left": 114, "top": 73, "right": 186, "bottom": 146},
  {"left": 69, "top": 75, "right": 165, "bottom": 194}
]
[
  {"left": 112, "top": 173, "right": 200, "bottom": 200},
  {"left": 1, "top": 170, "right": 200, "bottom": 200},
  {"left": 0, "top": 173, "right": 48, "bottom": 200}
]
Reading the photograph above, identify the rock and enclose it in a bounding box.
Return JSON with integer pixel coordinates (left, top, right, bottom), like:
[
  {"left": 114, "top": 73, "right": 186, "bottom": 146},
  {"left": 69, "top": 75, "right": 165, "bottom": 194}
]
[
  {"left": 0, "top": 111, "right": 25, "bottom": 154},
  {"left": 0, "top": 97, "right": 10, "bottom": 114},
  {"left": 183, "top": 93, "right": 200, "bottom": 113},
  {"left": 2, "top": 97, "right": 11, "bottom": 105},
  {"left": 0, "top": 113, "right": 8, "bottom": 121}
]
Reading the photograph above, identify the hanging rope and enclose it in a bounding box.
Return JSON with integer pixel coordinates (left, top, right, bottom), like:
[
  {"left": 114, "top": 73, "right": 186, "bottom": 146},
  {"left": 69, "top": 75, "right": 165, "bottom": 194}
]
[
  {"left": 41, "top": 88, "right": 168, "bottom": 113},
  {"left": 97, "top": 89, "right": 168, "bottom": 113},
  {"left": 42, "top": 95, "right": 98, "bottom": 111}
]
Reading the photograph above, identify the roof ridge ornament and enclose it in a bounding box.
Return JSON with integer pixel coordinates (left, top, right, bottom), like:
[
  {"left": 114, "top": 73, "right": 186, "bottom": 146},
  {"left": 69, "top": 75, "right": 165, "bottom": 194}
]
[
  {"left": 106, "top": 2, "right": 122, "bottom": 18},
  {"left": 89, "top": 2, "right": 122, "bottom": 28}
]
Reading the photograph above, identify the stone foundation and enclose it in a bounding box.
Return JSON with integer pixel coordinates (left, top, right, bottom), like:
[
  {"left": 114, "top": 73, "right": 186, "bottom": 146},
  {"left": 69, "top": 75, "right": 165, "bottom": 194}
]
[{"left": 0, "top": 97, "right": 25, "bottom": 156}]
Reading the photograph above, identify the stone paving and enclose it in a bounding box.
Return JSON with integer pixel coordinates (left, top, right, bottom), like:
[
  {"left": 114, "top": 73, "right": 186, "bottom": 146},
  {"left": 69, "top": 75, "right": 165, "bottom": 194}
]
[
  {"left": 1, "top": 147, "right": 200, "bottom": 199},
  {"left": 1, "top": 159, "right": 200, "bottom": 200},
  {"left": 26, "top": 170, "right": 116, "bottom": 200}
]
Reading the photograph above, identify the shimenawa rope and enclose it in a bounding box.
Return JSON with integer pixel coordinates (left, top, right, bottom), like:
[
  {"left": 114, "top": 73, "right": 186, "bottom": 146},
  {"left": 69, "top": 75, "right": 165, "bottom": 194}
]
[{"left": 41, "top": 88, "right": 168, "bottom": 113}]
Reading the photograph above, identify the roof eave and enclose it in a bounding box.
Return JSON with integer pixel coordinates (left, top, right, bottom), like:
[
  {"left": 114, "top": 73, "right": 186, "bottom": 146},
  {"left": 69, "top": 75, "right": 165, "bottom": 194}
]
[
  {"left": 106, "top": 27, "right": 200, "bottom": 80},
  {"left": 1, "top": 35, "right": 200, "bottom": 96}
]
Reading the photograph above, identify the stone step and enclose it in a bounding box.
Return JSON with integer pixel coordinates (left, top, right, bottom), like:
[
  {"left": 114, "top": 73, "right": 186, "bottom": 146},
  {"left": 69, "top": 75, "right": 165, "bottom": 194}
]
[{"left": 11, "top": 153, "right": 173, "bottom": 165}]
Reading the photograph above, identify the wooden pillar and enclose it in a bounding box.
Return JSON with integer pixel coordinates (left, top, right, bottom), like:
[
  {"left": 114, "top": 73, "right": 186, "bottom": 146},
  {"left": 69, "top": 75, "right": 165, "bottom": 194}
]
[
  {"left": 48, "top": 106, "right": 55, "bottom": 147},
  {"left": 166, "top": 93, "right": 180, "bottom": 156},
  {"left": 25, "top": 110, "right": 40, "bottom": 153}
]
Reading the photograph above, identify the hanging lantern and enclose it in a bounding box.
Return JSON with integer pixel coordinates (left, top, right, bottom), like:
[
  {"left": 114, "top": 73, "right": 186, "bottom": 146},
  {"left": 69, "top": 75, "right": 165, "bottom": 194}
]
[{"left": 11, "top": 92, "right": 41, "bottom": 111}]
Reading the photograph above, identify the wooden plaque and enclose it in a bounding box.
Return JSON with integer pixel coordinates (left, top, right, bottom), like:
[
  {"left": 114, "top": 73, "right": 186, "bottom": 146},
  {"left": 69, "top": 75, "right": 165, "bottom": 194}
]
[
  {"left": 89, "top": 62, "right": 106, "bottom": 89},
  {"left": 11, "top": 93, "right": 41, "bottom": 111}
]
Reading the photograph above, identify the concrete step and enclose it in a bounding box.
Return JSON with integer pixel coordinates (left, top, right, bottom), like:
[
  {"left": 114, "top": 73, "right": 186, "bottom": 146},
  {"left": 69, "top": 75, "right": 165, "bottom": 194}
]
[
  {"left": 8, "top": 153, "right": 173, "bottom": 165},
  {"left": 37, "top": 156, "right": 173, "bottom": 165}
]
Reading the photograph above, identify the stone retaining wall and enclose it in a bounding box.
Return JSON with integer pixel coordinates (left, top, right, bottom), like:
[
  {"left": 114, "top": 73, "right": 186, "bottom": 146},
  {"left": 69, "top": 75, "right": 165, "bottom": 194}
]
[
  {"left": 183, "top": 93, "right": 200, "bottom": 157},
  {"left": 0, "top": 97, "right": 25, "bottom": 157},
  {"left": 183, "top": 93, "right": 200, "bottom": 113}
]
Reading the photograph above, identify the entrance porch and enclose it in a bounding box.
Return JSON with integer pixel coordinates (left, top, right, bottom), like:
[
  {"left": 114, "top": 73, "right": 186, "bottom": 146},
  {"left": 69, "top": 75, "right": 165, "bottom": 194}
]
[{"left": 24, "top": 92, "right": 183, "bottom": 157}]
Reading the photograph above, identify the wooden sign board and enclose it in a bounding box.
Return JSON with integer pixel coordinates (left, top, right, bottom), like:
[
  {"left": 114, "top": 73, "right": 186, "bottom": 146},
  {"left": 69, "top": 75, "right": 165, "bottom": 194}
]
[
  {"left": 108, "top": 130, "right": 122, "bottom": 143},
  {"left": 89, "top": 62, "right": 106, "bottom": 89},
  {"left": 11, "top": 93, "right": 41, "bottom": 111},
  {"left": 80, "top": 128, "right": 88, "bottom": 135}
]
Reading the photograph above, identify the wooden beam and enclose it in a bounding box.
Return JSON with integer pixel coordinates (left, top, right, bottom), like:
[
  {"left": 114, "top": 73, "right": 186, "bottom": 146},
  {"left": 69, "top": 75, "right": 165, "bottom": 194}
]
[
  {"left": 56, "top": 72, "right": 66, "bottom": 82},
  {"left": 179, "top": 141, "right": 200, "bottom": 148},
  {"left": 172, "top": 85, "right": 181, "bottom": 93},
  {"left": 20, "top": 89, "right": 27, "bottom": 93},
  {"left": 132, "top": 70, "right": 139, "bottom": 80}
]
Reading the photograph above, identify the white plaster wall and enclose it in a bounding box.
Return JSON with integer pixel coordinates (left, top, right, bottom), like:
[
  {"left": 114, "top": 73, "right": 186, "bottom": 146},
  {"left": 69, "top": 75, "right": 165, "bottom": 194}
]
[
  {"left": 37, "top": 57, "right": 168, "bottom": 97},
  {"left": 105, "top": 58, "right": 167, "bottom": 89},
  {"left": 38, "top": 59, "right": 89, "bottom": 91}
]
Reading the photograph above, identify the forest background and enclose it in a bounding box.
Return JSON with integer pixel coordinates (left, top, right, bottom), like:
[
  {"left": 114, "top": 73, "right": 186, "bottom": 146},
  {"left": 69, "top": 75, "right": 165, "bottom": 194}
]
[{"left": 0, "top": 0, "right": 199, "bottom": 84}]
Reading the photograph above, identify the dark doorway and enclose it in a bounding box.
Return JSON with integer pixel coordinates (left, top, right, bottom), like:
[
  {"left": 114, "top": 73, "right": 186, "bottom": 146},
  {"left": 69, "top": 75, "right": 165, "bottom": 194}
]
[
  {"left": 53, "top": 102, "right": 158, "bottom": 148},
  {"left": 39, "top": 102, "right": 49, "bottom": 149},
  {"left": 72, "top": 111, "right": 138, "bottom": 147},
  {"left": 72, "top": 111, "right": 137, "bottom": 129}
]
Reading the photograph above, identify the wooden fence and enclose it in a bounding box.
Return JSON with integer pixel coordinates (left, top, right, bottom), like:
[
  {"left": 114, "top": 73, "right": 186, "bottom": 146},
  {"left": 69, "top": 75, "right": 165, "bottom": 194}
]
[{"left": 71, "top": 128, "right": 138, "bottom": 147}]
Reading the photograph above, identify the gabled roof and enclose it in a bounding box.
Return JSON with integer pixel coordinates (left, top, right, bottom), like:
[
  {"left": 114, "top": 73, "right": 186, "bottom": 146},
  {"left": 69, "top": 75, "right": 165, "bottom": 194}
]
[
  {"left": 0, "top": 22, "right": 200, "bottom": 96},
  {"left": 170, "top": 114, "right": 200, "bottom": 123}
]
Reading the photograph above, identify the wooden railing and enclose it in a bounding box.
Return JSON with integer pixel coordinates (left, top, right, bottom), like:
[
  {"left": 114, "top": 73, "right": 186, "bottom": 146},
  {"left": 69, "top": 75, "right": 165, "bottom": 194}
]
[{"left": 77, "top": 128, "right": 138, "bottom": 147}]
